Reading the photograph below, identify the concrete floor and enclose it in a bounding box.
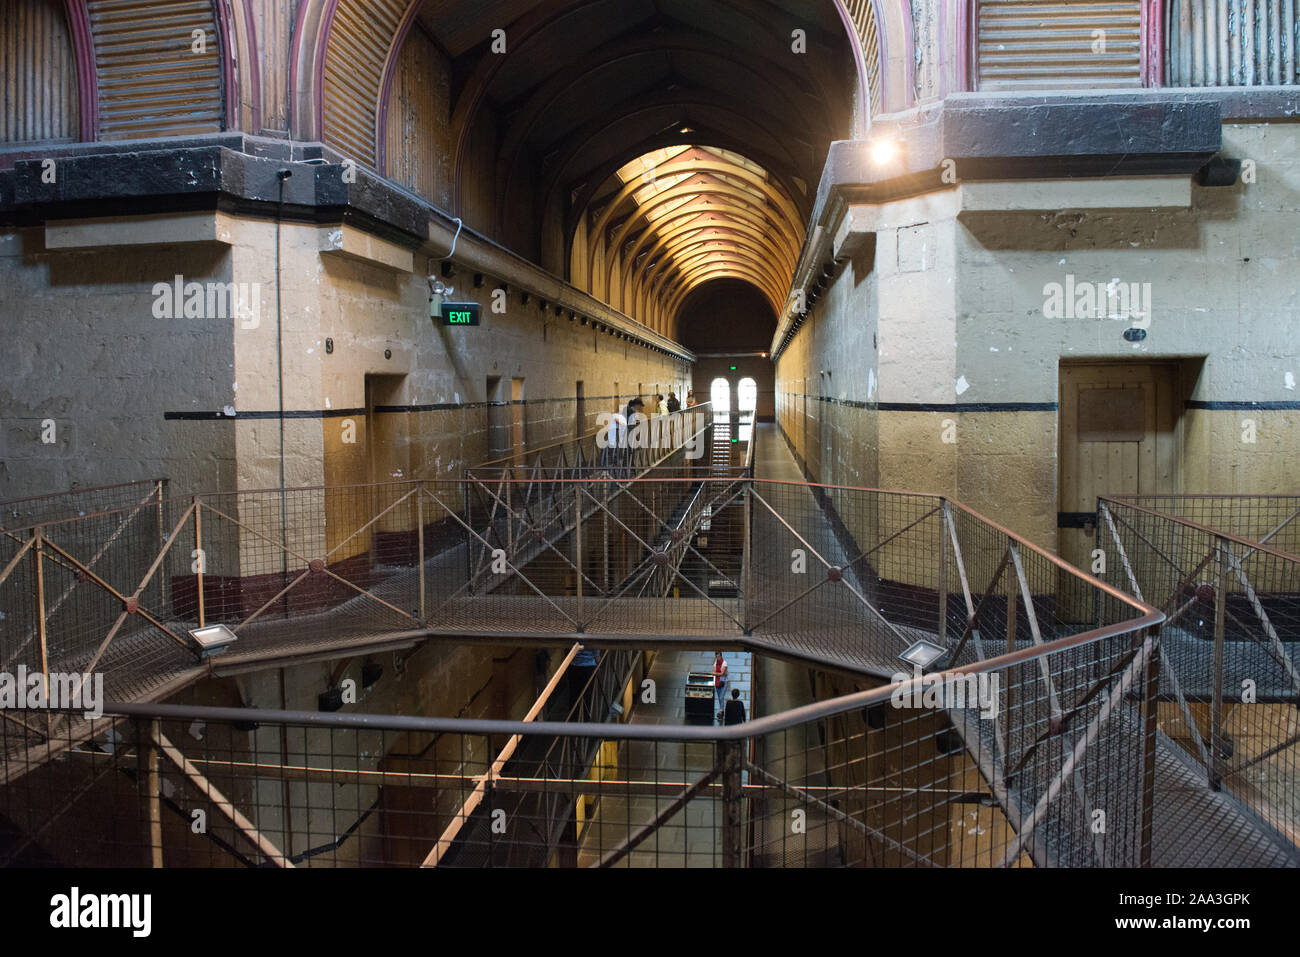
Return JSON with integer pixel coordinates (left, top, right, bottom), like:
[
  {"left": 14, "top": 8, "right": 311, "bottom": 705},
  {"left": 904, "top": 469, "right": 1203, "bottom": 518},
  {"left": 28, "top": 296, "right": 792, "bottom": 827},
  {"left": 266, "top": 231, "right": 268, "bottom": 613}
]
[{"left": 574, "top": 648, "right": 751, "bottom": 867}]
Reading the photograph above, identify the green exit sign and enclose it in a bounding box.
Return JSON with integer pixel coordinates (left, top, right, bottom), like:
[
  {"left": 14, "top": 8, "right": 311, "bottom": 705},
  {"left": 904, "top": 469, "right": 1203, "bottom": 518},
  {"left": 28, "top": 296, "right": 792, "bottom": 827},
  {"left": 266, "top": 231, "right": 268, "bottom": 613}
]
[{"left": 441, "top": 302, "right": 480, "bottom": 326}]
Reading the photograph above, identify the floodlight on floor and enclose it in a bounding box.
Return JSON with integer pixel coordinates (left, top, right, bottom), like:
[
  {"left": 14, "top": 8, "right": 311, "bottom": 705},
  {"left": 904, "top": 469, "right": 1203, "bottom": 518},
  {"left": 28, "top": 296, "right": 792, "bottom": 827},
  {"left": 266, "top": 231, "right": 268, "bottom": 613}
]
[
  {"left": 188, "top": 624, "right": 237, "bottom": 659},
  {"left": 898, "top": 638, "right": 946, "bottom": 671}
]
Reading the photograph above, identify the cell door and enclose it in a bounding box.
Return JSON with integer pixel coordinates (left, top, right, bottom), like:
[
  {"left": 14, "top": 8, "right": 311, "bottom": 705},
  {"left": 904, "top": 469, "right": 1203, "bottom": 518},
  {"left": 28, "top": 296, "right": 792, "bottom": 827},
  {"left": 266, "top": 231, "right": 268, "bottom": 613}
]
[{"left": 1058, "top": 362, "right": 1181, "bottom": 583}]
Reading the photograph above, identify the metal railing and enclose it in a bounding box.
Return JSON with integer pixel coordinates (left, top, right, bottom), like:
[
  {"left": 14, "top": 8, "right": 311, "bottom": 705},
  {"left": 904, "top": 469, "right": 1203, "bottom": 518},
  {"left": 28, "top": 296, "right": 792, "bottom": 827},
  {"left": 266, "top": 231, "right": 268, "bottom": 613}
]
[
  {"left": 0, "top": 599, "right": 1164, "bottom": 869},
  {"left": 1, "top": 456, "right": 1210, "bottom": 866},
  {"left": 1098, "top": 495, "right": 1300, "bottom": 857},
  {"left": 472, "top": 402, "right": 717, "bottom": 479},
  {"left": 0, "top": 479, "right": 167, "bottom": 532},
  {"left": 1105, "top": 494, "right": 1300, "bottom": 558}
]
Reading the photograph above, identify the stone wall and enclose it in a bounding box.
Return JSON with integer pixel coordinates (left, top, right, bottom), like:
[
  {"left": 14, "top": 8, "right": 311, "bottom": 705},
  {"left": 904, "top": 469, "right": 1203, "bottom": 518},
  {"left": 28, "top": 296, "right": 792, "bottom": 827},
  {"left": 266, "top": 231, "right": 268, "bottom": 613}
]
[
  {"left": 776, "top": 119, "right": 1299, "bottom": 552},
  {"left": 0, "top": 213, "right": 690, "bottom": 503}
]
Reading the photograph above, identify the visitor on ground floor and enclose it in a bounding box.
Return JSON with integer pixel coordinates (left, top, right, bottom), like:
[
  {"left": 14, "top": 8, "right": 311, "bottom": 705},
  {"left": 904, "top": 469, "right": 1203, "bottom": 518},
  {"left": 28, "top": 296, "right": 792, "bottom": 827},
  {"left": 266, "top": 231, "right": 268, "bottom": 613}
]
[
  {"left": 724, "top": 688, "right": 746, "bottom": 725},
  {"left": 712, "top": 650, "right": 728, "bottom": 720}
]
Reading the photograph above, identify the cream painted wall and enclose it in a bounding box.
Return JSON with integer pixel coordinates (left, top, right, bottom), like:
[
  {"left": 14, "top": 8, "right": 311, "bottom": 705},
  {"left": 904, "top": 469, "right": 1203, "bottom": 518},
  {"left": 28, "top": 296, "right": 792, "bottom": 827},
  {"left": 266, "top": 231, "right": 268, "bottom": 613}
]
[
  {"left": 776, "top": 120, "right": 1300, "bottom": 553},
  {"left": 0, "top": 213, "right": 690, "bottom": 503}
]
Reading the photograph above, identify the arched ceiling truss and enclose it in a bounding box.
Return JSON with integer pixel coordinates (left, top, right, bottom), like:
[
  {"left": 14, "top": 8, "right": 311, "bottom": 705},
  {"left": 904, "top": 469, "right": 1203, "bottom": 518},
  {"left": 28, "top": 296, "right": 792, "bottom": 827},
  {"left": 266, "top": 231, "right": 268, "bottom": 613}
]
[{"left": 576, "top": 145, "right": 802, "bottom": 336}]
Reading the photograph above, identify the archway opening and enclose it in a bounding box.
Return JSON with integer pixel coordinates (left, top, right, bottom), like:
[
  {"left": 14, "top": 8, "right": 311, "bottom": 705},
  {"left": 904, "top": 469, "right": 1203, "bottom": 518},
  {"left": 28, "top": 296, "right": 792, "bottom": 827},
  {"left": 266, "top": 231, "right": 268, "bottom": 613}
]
[
  {"left": 710, "top": 377, "right": 732, "bottom": 417},
  {"left": 737, "top": 376, "right": 757, "bottom": 441}
]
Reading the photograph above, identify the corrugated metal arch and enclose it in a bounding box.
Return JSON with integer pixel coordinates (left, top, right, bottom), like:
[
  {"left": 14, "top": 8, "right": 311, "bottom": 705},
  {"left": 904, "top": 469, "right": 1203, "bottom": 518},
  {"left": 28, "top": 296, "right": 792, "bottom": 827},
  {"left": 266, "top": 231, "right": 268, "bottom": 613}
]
[
  {"left": 82, "top": 0, "right": 228, "bottom": 140},
  {"left": 0, "top": 0, "right": 81, "bottom": 145},
  {"left": 318, "top": 0, "right": 413, "bottom": 169},
  {"left": 220, "top": 0, "right": 260, "bottom": 134},
  {"left": 974, "top": 1, "right": 1147, "bottom": 91}
]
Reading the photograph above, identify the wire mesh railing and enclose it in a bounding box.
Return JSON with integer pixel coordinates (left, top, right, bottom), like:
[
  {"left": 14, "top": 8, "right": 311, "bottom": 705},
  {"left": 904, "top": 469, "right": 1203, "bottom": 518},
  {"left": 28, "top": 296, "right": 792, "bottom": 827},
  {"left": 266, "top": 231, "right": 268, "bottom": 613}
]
[
  {"left": 1098, "top": 496, "right": 1300, "bottom": 860},
  {"left": 0, "top": 480, "right": 167, "bottom": 533},
  {"left": 0, "top": 462, "right": 1194, "bottom": 866},
  {"left": 0, "top": 606, "right": 1168, "bottom": 871},
  {"left": 1105, "top": 494, "right": 1300, "bottom": 559},
  {"left": 471, "top": 402, "right": 719, "bottom": 480}
]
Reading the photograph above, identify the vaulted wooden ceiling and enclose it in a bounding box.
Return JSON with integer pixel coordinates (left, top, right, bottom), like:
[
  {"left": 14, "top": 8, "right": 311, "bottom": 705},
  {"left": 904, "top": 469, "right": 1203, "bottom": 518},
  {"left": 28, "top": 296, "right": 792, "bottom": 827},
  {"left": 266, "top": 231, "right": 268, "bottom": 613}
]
[{"left": 414, "top": 0, "right": 853, "bottom": 333}]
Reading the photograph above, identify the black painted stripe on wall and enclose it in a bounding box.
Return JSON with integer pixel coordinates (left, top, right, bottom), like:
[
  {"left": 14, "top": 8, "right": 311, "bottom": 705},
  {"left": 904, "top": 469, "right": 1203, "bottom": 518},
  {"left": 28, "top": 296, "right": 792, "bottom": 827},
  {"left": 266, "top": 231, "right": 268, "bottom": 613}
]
[
  {"left": 168, "top": 396, "right": 1297, "bottom": 420},
  {"left": 1186, "top": 400, "right": 1300, "bottom": 411},
  {"left": 784, "top": 395, "right": 1300, "bottom": 413},
  {"left": 876, "top": 401, "right": 1059, "bottom": 413},
  {"left": 165, "top": 393, "right": 680, "bottom": 420},
  {"left": 165, "top": 409, "right": 366, "bottom": 420},
  {"left": 780, "top": 394, "right": 1058, "bottom": 412},
  {"left": 374, "top": 394, "right": 632, "bottom": 413}
]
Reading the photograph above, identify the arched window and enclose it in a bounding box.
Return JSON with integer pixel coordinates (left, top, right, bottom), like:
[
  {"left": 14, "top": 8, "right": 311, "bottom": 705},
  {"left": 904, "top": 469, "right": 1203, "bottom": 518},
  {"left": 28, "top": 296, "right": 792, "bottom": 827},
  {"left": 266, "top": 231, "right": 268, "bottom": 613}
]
[
  {"left": 736, "top": 377, "right": 757, "bottom": 442},
  {"left": 737, "top": 378, "right": 757, "bottom": 414},
  {"left": 710, "top": 377, "right": 731, "bottom": 414}
]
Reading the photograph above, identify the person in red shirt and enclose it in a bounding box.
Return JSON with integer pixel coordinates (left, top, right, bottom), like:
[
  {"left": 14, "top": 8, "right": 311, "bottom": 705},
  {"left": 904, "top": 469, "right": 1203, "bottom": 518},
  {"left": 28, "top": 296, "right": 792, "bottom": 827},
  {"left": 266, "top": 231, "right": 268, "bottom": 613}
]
[{"left": 712, "top": 651, "right": 729, "bottom": 722}]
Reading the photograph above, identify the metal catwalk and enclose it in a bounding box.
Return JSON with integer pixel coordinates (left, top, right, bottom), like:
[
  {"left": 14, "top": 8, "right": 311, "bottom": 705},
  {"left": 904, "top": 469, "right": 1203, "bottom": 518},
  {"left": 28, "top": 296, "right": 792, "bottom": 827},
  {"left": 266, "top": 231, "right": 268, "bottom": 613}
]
[{"left": 1, "top": 425, "right": 1297, "bottom": 867}]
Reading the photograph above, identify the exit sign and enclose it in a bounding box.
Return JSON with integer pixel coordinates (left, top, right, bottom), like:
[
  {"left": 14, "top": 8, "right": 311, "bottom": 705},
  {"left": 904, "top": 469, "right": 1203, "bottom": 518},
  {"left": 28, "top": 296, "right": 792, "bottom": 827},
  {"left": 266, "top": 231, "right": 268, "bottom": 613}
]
[{"left": 441, "top": 302, "right": 480, "bottom": 326}]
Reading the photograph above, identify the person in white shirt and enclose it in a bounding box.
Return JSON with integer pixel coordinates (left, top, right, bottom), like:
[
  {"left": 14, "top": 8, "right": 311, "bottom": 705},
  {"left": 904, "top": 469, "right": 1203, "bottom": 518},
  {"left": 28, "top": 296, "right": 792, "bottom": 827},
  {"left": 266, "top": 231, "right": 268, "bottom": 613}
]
[{"left": 712, "top": 651, "right": 729, "bottom": 722}]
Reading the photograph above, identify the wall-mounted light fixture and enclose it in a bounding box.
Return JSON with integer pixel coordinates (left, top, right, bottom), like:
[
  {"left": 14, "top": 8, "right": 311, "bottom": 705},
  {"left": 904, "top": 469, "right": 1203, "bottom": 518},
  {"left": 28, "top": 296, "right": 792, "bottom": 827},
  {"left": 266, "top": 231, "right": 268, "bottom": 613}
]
[
  {"left": 428, "top": 277, "right": 455, "bottom": 319},
  {"left": 870, "top": 137, "right": 899, "bottom": 166}
]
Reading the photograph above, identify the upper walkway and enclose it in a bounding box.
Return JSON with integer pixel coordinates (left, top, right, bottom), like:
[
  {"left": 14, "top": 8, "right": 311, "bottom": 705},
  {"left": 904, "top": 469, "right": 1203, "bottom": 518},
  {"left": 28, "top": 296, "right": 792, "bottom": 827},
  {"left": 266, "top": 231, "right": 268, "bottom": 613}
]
[
  {"left": 0, "top": 420, "right": 1155, "bottom": 705},
  {"left": 1, "top": 422, "right": 1298, "bottom": 868}
]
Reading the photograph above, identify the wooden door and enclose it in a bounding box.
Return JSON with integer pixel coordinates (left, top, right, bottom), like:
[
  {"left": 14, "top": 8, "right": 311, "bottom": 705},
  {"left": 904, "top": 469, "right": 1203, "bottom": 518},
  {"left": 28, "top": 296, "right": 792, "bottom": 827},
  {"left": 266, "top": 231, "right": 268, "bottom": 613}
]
[{"left": 1058, "top": 362, "right": 1180, "bottom": 587}]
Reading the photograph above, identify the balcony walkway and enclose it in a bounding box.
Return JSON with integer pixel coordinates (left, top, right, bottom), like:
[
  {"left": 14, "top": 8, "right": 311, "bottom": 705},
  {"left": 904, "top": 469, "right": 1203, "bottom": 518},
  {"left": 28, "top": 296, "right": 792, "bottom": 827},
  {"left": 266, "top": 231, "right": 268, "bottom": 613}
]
[{"left": 2, "top": 425, "right": 1298, "bottom": 868}]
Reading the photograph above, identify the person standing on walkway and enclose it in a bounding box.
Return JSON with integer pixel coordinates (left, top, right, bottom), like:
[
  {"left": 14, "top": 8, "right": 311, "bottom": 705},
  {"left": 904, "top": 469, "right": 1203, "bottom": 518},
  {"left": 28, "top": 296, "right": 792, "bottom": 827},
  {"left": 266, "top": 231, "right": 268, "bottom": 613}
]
[
  {"left": 666, "top": 391, "right": 681, "bottom": 413},
  {"left": 723, "top": 688, "right": 746, "bottom": 725},
  {"left": 712, "top": 651, "right": 729, "bottom": 721},
  {"left": 620, "top": 396, "right": 644, "bottom": 475},
  {"left": 602, "top": 405, "right": 628, "bottom": 471}
]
